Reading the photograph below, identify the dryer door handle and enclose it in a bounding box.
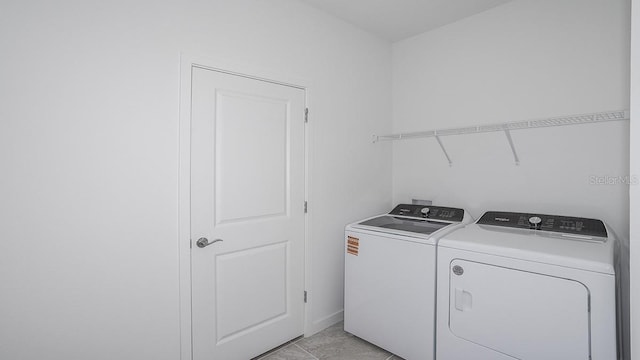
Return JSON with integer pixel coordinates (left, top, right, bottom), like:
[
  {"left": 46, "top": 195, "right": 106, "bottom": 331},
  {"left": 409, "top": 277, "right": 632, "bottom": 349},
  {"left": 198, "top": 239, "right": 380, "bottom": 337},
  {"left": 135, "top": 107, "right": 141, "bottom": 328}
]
[{"left": 455, "top": 288, "right": 473, "bottom": 311}]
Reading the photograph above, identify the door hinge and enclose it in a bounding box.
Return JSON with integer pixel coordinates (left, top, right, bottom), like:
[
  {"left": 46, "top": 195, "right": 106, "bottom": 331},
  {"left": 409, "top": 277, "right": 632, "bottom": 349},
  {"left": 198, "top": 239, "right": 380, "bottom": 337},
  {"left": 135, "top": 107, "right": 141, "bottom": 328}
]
[
  {"left": 304, "top": 108, "right": 309, "bottom": 123},
  {"left": 304, "top": 201, "right": 308, "bottom": 213},
  {"left": 304, "top": 290, "right": 308, "bottom": 303}
]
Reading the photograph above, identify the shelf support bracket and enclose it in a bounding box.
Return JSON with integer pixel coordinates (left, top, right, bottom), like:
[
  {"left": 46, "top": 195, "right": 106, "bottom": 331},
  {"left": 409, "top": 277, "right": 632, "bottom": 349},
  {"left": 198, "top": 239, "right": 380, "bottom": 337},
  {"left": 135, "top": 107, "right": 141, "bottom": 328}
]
[
  {"left": 503, "top": 129, "right": 520, "bottom": 166},
  {"left": 435, "top": 135, "right": 453, "bottom": 167}
]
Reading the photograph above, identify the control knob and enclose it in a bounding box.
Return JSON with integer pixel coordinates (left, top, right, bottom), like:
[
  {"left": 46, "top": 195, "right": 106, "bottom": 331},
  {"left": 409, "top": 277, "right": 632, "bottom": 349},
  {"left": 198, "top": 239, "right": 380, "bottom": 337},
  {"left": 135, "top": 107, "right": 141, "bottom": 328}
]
[
  {"left": 420, "top": 207, "right": 430, "bottom": 218},
  {"left": 529, "top": 216, "right": 542, "bottom": 230}
]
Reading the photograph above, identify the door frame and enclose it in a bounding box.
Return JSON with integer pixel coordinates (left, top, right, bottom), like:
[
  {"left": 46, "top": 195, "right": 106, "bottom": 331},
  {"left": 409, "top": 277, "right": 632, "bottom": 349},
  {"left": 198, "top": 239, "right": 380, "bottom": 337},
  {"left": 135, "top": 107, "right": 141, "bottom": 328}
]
[{"left": 178, "top": 53, "right": 312, "bottom": 360}]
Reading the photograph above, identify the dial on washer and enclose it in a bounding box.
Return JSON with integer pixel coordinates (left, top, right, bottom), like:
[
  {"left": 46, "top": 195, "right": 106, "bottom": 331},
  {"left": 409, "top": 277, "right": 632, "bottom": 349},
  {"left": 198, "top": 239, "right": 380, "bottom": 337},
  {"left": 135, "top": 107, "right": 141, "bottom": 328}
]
[{"left": 529, "top": 216, "right": 542, "bottom": 230}]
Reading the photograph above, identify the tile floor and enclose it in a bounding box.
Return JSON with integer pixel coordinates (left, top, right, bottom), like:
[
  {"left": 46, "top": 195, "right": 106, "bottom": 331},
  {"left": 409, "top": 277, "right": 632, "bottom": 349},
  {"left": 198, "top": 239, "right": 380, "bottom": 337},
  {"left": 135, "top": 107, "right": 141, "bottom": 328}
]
[{"left": 253, "top": 322, "right": 404, "bottom": 360}]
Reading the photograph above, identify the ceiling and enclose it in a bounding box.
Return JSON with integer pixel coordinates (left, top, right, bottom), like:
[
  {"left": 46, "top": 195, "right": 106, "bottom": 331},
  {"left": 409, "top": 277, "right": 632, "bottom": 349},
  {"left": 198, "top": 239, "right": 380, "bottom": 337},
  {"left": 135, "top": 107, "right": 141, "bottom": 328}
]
[{"left": 297, "top": 0, "right": 514, "bottom": 42}]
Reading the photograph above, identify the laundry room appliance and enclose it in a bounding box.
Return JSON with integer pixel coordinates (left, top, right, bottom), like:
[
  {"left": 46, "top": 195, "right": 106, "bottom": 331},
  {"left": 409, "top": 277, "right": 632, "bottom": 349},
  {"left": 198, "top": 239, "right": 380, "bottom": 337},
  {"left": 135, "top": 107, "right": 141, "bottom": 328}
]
[
  {"left": 344, "top": 204, "right": 472, "bottom": 360},
  {"left": 436, "top": 211, "right": 618, "bottom": 360}
]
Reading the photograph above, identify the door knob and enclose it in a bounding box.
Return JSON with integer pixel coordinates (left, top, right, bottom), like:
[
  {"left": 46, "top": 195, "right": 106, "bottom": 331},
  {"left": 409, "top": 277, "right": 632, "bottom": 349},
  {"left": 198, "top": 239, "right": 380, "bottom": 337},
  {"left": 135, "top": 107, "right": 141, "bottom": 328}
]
[{"left": 196, "top": 237, "right": 223, "bottom": 248}]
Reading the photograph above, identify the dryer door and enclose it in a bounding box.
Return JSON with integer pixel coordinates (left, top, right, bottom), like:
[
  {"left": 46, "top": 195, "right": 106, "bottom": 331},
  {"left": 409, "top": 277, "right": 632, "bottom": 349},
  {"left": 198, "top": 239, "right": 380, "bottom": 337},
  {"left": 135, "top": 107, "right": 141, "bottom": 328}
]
[{"left": 448, "top": 259, "right": 590, "bottom": 360}]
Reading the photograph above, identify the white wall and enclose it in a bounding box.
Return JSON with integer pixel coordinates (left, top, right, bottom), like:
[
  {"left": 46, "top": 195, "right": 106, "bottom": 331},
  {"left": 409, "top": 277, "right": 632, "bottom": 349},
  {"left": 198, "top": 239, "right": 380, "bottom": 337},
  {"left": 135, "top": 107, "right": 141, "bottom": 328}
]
[
  {"left": 0, "top": 0, "right": 392, "bottom": 358},
  {"left": 392, "top": 0, "right": 631, "bottom": 358},
  {"left": 630, "top": 1, "right": 639, "bottom": 358}
]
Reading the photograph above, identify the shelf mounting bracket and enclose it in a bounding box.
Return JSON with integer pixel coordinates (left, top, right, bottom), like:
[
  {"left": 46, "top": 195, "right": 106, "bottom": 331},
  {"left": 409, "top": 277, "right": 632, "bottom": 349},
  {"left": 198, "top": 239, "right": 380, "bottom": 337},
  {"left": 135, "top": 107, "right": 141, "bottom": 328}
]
[
  {"left": 435, "top": 135, "right": 453, "bottom": 167},
  {"left": 503, "top": 129, "right": 520, "bottom": 166}
]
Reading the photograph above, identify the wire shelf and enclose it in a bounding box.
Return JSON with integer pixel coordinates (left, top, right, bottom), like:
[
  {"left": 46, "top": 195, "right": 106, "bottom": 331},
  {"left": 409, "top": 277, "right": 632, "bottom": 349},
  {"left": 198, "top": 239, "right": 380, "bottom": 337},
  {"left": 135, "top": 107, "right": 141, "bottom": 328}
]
[{"left": 373, "top": 110, "right": 629, "bottom": 166}]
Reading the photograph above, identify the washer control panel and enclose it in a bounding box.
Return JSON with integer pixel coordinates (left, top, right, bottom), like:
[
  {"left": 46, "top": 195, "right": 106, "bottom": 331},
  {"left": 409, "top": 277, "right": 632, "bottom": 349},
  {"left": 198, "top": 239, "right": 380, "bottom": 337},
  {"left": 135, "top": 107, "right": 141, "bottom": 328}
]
[
  {"left": 477, "top": 211, "right": 607, "bottom": 237},
  {"left": 389, "top": 204, "right": 464, "bottom": 222}
]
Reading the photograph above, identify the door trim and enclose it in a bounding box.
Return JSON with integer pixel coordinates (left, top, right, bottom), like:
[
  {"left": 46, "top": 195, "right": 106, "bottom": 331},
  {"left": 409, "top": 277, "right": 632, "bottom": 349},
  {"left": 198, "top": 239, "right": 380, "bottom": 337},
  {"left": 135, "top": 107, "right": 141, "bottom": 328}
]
[{"left": 178, "top": 53, "right": 311, "bottom": 360}]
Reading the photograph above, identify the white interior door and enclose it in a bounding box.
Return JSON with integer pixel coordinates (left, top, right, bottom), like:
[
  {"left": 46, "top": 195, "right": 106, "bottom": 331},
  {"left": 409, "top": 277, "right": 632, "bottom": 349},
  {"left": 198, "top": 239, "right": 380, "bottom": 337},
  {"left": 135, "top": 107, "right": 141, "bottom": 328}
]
[{"left": 190, "top": 66, "right": 306, "bottom": 360}]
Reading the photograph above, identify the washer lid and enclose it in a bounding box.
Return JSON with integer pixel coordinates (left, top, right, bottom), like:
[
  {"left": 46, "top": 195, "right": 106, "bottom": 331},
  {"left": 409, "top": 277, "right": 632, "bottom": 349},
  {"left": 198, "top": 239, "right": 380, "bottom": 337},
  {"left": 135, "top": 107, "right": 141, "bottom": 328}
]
[
  {"left": 357, "top": 215, "right": 450, "bottom": 235},
  {"left": 347, "top": 204, "right": 471, "bottom": 242}
]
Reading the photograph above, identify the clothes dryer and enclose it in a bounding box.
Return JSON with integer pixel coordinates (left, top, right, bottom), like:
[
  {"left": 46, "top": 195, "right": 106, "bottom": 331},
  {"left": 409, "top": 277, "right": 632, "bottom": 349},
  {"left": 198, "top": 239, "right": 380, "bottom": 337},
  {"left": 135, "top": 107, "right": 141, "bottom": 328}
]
[{"left": 436, "top": 211, "right": 618, "bottom": 360}]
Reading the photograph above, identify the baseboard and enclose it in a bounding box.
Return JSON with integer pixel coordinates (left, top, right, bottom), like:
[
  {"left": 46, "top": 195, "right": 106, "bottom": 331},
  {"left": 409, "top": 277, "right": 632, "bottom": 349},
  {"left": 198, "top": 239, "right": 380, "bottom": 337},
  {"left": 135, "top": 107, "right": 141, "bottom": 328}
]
[{"left": 304, "top": 310, "right": 344, "bottom": 337}]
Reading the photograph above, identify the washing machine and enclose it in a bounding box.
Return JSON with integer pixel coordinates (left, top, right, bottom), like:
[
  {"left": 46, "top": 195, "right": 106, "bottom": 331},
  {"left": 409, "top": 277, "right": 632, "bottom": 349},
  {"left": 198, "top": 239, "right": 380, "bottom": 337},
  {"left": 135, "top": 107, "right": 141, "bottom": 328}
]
[
  {"left": 344, "top": 204, "right": 472, "bottom": 360},
  {"left": 436, "top": 211, "right": 618, "bottom": 360}
]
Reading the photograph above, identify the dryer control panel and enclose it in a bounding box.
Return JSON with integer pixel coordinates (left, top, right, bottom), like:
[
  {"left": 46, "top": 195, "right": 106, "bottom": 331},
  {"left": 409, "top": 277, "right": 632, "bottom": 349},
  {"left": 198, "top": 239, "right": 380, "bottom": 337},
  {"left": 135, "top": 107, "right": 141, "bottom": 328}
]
[
  {"left": 477, "top": 211, "right": 607, "bottom": 237},
  {"left": 389, "top": 204, "right": 465, "bottom": 222}
]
